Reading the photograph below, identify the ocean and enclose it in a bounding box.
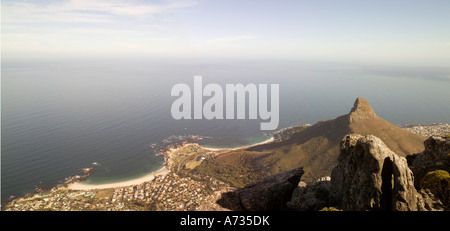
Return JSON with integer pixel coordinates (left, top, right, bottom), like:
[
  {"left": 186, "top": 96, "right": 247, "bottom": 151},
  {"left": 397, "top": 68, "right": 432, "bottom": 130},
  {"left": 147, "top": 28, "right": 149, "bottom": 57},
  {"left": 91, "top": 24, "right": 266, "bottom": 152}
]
[{"left": 2, "top": 57, "right": 449, "bottom": 204}]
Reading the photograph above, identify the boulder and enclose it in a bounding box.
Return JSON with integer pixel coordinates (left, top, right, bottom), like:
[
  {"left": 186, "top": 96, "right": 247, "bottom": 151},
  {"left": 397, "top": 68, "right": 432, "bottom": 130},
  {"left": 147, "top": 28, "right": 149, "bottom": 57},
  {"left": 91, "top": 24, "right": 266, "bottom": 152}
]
[
  {"left": 218, "top": 167, "right": 304, "bottom": 211},
  {"left": 330, "top": 134, "right": 443, "bottom": 211},
  {"left": 287, "top": 179, "right": 332, "bottom": 211},
  {"left": 407, "top": 136, "right": 450, "bottom": 188}
]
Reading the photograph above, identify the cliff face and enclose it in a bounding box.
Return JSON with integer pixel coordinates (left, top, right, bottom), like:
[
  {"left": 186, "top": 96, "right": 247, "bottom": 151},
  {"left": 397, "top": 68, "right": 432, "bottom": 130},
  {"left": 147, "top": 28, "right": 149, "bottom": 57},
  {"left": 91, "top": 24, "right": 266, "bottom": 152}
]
[{"left": 330, "top": 134, "right": 442, "bottom": 211}]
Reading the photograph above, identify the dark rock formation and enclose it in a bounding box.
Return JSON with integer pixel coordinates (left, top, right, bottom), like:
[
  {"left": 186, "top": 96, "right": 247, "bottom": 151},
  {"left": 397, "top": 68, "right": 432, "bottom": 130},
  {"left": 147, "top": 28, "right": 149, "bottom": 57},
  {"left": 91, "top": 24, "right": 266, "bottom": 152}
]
[
  {"left": 330, "top": 134, "right": 443, "bottom": 211},
  {"left": 287, "top": 178, "right": 331, "bottom": 211},
  {"left": 407, "top": 136, "right": 450, "bottom": 188},
  {"left": 217, "top": 167, "right": 304, "bottom": 211}
]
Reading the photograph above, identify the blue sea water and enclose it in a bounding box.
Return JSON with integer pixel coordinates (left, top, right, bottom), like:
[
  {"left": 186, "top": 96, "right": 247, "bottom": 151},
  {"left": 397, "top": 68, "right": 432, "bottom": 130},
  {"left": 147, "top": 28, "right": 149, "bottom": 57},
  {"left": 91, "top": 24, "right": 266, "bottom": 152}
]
[{"left": 2, "top": 57, "right": 449, "bottom": 204}]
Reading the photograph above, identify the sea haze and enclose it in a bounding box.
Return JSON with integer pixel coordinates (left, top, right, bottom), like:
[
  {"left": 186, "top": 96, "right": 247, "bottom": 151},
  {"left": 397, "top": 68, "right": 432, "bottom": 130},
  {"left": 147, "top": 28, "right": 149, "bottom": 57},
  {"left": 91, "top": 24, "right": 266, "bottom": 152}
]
[{"left": 2, "top": 58, "right": 450, "bottom": 204}]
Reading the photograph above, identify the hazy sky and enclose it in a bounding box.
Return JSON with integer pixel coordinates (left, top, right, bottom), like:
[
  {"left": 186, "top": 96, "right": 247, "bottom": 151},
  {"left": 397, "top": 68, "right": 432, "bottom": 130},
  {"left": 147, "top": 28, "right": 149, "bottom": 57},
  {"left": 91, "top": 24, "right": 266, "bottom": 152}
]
[{"left": 2, "top": 0, "right": 450, "bottom": 66}]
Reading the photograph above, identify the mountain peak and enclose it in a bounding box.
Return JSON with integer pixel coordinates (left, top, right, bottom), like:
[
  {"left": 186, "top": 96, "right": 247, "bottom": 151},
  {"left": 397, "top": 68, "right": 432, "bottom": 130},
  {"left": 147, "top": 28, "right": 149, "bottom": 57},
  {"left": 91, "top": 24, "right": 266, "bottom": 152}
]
[
  {"left": 350, "top": 97, "right": 374, "bottom": 113},
  {"left": 349, "top": 97, "right": 376, "bottom": 117}
]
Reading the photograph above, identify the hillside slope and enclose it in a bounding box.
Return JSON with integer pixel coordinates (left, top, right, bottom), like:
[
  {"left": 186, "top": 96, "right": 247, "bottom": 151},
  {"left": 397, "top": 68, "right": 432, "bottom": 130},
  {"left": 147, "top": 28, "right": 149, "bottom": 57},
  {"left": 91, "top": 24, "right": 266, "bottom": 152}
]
[{"left": 195, "top": 97, "right": 426, "bottom": 185}]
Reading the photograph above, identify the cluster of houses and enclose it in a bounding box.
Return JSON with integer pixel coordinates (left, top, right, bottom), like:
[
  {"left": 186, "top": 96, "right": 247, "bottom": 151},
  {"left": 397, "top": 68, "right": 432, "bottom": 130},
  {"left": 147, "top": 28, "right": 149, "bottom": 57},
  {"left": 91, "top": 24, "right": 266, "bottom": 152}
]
[
  {"left": 4, "top": 191, "right": 96, "bottom": 211},
  {"left": 404, "top": 123, "right": 449, "bottom": 137},
  {"left": 109, "top": 172, "right": 229, "bottom": 211},
  {"left": 4, "top": 172, "right": 230, "bottom": 211}
]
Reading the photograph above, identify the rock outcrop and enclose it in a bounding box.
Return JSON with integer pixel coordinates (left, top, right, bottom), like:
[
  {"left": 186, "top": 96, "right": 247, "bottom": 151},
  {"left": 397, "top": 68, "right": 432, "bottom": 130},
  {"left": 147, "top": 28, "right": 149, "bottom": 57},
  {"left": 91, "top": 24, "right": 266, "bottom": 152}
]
[
  {"left": 211, "top": 134, "right": 445, "bottom": 211},
  {"left": 407, "top": 136, "right": 450, "bottom": 188},
  {"left": 330, "top": 134, "right": 443, "bottom": 211},
  {"left": 287, "top": 178, "right": 331, "bottom": 211},
  {"left": 217, "top": 167, "right": 304, "bottom": 211},
  {"left": 348, "top": 97, "right": 377, "bottom": 121}
]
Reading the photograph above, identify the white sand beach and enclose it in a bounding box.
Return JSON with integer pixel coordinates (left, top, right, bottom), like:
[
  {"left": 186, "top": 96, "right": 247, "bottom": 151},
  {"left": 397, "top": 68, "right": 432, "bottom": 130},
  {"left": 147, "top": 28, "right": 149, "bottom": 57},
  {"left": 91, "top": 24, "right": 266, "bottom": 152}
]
[
  {"left": 202, "top": 137, "right": 275, "bottom": 151},
  {"left": 66, "top": 137, "right": 274, "bottom": 191},
  {"left": 66, "top": 166, "right": 169, "bottom": 191}
]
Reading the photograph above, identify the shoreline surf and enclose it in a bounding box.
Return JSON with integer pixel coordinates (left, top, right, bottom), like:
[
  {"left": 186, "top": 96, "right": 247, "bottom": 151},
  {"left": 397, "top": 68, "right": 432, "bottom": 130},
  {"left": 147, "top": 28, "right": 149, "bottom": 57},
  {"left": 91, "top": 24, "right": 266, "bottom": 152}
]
[
  {"left": 202, "top": 137, "right": 275, "bottom": 151},
  {"left": 65, "top": 136, "right": 276, "bottom": 191},
  {"left": 66, "top": 166, "right": 169, "bottom": 191}
]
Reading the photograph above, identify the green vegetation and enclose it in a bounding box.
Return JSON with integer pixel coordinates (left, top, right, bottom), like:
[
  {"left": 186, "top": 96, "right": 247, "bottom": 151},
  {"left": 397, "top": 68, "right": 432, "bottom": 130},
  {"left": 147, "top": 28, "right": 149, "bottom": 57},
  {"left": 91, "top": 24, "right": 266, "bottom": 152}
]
[
  {"left": 185, "top": 161, "right": 201, "bottom": 170},
  {"left": 94, "top": 189, "right": 113, "bottom": 199},
  {"left": 170, "top": 144, "right": 210, "bottom": 174},
  {"left": 420, "top": 170, "right": 450, "bottom": 209},
  {"left": 194, "top": 159, "right": 266, "bottom": 188}
]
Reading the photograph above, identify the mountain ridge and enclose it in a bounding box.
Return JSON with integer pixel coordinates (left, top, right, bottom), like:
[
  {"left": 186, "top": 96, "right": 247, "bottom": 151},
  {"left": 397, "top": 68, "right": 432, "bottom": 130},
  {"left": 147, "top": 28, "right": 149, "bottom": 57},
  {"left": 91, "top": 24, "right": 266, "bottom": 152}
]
[{"left": 195, "top": 97, "right": 426, "bottom": 185}]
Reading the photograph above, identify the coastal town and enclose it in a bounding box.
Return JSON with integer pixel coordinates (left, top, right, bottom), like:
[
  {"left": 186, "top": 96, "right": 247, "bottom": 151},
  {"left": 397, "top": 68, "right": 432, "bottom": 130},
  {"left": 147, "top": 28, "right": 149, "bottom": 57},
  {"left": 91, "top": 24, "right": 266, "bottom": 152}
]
[
  {"left": 403, "top": 123, "right": 449, "bottom": 137},
  {"left": 3, "top": 171, "right": 232, "bottom": 211},
  {"left": 3, "top": 141, "right": 236, "bottom": 211}
]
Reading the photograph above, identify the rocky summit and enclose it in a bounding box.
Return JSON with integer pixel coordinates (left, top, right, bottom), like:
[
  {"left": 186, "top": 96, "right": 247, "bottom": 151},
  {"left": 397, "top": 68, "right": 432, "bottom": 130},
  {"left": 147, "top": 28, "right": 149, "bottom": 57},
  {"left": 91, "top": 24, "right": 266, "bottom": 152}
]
[
  {"left": 348, "top": 97, "right": 377, "bottom": 120},
  {"left": 347, "top": 97, "right": 426, "bottom": 158}
]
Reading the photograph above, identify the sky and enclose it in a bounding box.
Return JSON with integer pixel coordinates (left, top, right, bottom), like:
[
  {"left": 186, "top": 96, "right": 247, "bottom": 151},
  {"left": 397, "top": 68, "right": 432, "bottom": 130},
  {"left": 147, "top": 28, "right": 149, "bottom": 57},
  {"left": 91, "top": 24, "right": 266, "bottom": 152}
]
[{"left": 2, "top": 0, "right": 450, "bottom": 66}]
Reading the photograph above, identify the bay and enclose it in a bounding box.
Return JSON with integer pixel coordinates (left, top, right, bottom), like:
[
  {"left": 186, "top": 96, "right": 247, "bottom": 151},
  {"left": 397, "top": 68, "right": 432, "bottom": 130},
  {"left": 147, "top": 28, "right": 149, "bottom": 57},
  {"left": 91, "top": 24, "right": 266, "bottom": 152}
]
[{"left": 2, "top": 58, "right": 449, "bottom": 204}]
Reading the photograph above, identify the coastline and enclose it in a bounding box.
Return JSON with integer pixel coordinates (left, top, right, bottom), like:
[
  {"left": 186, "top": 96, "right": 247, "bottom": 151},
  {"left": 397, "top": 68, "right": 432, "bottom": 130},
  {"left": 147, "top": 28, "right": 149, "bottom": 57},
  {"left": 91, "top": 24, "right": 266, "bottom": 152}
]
[
  {"left": 202, "top": 137, "right": 275, "bottom": 151},
  {"left": 65, "top": 136, "right": 276, "bottom": 191},
  {"left": 45, "top": 123, "right": 450, "bottom": 192},
  {"left": 66, "top": 166, "right": 169, "bottom": 191}
]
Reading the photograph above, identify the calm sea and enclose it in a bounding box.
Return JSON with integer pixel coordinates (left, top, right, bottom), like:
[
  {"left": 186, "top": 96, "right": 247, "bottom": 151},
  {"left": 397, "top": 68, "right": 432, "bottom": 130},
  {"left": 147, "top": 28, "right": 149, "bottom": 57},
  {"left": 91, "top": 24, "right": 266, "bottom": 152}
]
[{"left": 2, "top": 58, "right": 449, "bottom": 204}]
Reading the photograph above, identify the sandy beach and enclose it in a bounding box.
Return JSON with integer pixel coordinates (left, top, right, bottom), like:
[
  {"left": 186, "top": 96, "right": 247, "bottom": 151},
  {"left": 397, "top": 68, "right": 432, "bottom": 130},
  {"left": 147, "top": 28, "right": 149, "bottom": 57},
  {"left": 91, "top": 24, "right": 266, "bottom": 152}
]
[
  {"left": 66, "top": 137, "right": 274, "bottom": 191},
  {"left": 202, "top": 137, "right": 275, "bottom": 151},
  {"left": 66, "top": 166, "right": 169, "bottom": 191}
]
